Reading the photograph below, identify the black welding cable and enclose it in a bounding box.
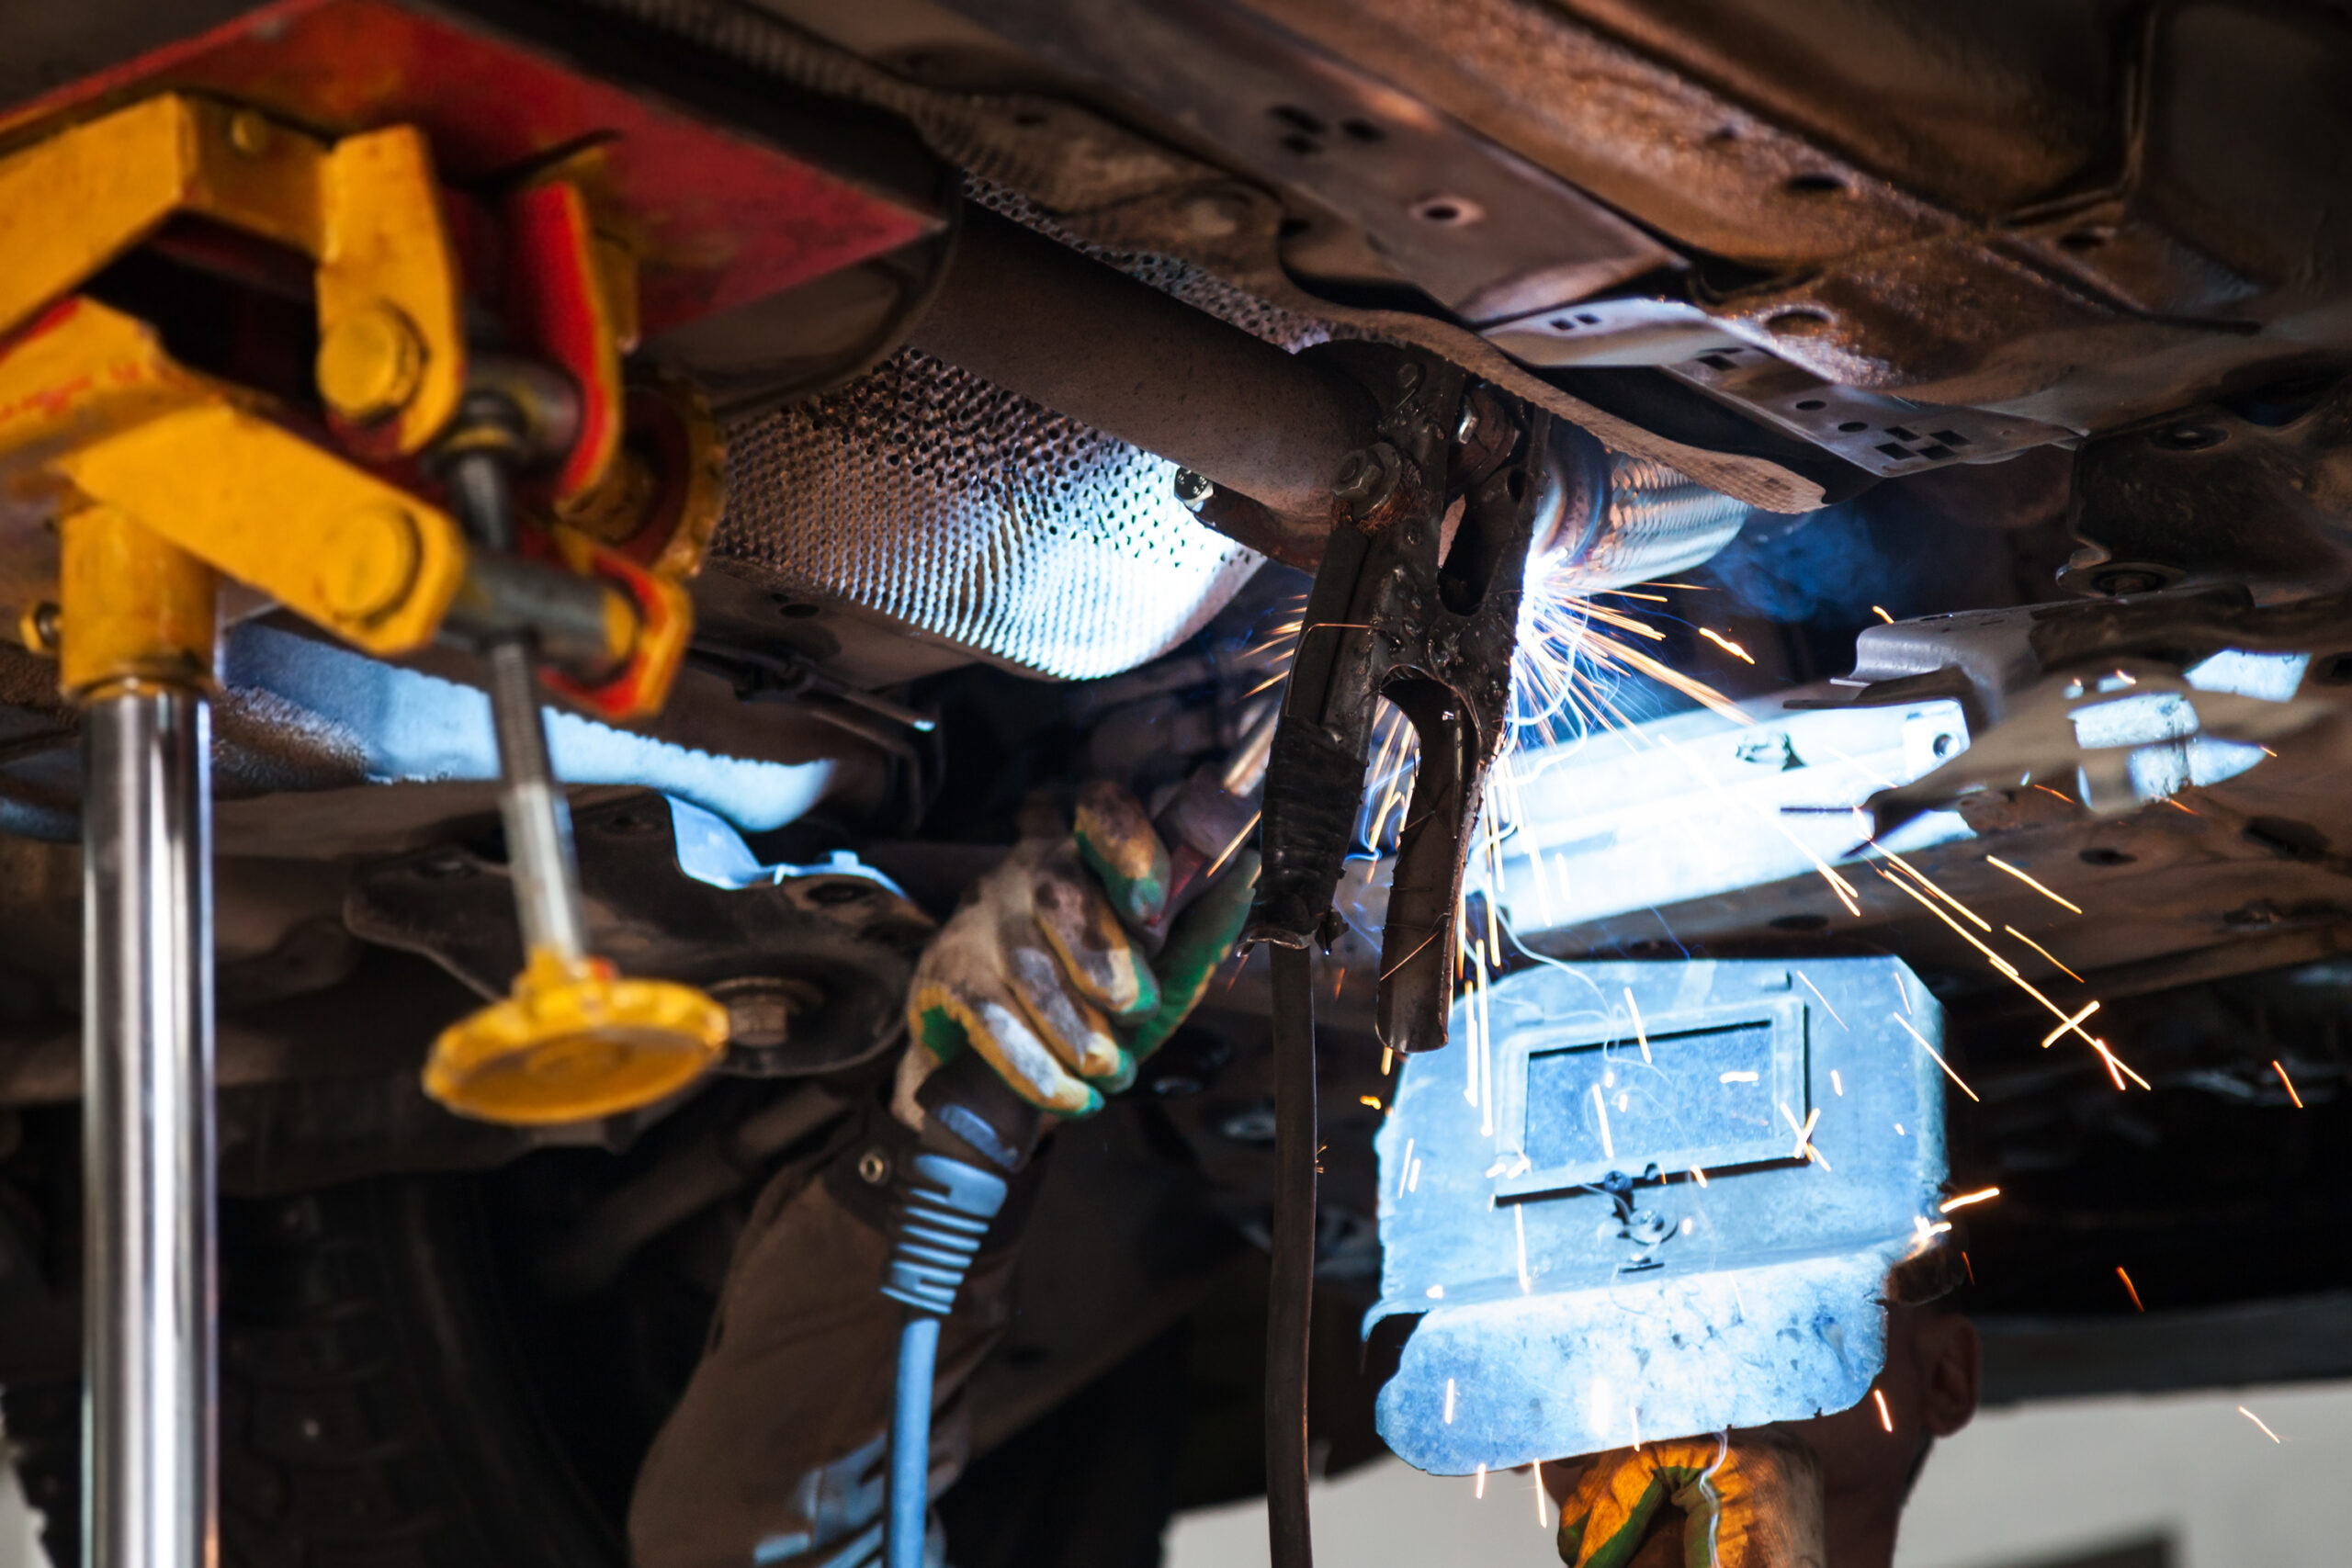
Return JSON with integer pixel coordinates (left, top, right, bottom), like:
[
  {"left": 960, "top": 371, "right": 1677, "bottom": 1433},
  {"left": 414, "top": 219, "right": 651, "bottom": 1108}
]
[{"left": 1265, "top": 941, "right": 1319, "bottom": 1568}]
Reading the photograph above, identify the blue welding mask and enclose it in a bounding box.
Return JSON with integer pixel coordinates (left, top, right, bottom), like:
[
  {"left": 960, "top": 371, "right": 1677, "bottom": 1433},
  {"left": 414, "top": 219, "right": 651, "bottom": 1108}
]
[{"left": 1369, "top": 955, "right": 1955, "bottom": 1472}]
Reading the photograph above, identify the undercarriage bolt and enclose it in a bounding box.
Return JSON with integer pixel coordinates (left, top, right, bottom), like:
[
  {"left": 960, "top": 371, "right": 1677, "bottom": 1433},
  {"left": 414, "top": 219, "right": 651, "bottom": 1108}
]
[
  {"left": 1330, "top": 442, "right": 1402, "bottom": 514},
  {"left": 1173, "top": 468, "right": 1216, "bottom": 512}
]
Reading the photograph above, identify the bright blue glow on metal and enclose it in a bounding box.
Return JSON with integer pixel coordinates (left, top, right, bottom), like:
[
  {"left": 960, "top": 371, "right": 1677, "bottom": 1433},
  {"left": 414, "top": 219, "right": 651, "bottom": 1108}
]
[
  {"left": 663, "top": 796, "right": 909, "bottom": 897},
  {"left": 2187, "top": 649, "right": 2310, "bottom": 703},
  {"left": 223, "top": 624, "right": 838, "bottom": 831},
  {"left": 2070, "top": 649, "right": 2311, "bottom": 800},
  {"left": 1371, "top": 955, "right": 1950, "bottom": 1472},
  {"left": 1468, "top": 701, "right": 1972, "bottom": 931}
]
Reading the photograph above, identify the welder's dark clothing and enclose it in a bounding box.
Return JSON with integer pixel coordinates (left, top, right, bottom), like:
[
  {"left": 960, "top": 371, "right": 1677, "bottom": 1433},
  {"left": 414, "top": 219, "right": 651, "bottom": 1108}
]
[
  {"left": 628, "top": 1100, "right": 1016, "bottom": 1568},
  {"left": 628, "top": 1089, "right": 1244, "bottom": 1568}
]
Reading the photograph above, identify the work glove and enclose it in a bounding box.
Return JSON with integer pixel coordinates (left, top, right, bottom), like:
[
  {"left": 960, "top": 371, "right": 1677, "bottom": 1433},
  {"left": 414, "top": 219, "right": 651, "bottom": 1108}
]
[
  {"left": 901, "top": 781, "right": 1259, "bottom": 1117},
  {"left": 1556, "top": 1434, "right": 1825, "bottom": 1568}
]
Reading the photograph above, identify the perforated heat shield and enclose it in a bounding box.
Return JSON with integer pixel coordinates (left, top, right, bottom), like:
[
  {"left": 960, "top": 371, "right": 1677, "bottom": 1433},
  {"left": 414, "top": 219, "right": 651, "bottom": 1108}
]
[{"left": 714, "top": 349, "right": 1266, "bottom": 681}]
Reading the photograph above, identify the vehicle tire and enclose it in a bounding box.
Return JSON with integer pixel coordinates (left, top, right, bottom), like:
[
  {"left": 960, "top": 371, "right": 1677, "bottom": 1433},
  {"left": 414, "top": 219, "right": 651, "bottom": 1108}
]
[{"left": 5, "top": 1176, "right": 626, "bottom": 1568}]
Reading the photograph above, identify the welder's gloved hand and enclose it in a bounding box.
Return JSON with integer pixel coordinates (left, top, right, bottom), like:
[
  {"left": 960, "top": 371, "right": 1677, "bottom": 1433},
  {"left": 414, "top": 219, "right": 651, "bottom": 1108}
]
[
  {"left": 1556, "top": 1433, "right": 1825, "bottom": 1568},
  {"left": 902, "top": 780, "right": 1259, "bottom": 1117}
]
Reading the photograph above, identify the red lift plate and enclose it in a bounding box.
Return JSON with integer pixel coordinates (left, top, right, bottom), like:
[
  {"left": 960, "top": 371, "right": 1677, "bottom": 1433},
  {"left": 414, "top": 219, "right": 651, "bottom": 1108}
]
[{"left": 0, "top": 0, "right": 945, "bottom": 338}]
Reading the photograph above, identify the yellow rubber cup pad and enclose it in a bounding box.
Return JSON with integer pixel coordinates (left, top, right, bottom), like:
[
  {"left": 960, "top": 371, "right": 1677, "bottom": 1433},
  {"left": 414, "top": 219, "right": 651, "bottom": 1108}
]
[{"left": 424, "top": 949, "right": 730, "bottom": 1125}]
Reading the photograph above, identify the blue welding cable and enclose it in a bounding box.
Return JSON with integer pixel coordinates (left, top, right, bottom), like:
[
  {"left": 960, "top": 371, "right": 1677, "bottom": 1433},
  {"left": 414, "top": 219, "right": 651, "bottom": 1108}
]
[
  {"left": 886, "top": 1312, "right": 943, "bottom": 1568},
  {"left": 879, "top": 1056, "right": 1039, "bottom": 1568}
]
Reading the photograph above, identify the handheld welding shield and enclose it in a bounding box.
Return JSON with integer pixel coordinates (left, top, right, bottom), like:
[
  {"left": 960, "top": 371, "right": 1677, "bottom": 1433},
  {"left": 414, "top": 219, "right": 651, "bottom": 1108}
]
[{"left": 1369, "top": 955, "right": 1955, "bottom": 1472}]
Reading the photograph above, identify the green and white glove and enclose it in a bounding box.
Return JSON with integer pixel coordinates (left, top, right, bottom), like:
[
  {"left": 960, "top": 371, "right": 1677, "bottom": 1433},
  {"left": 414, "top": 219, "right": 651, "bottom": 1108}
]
[
  {"left": 1557, "top": 1435, "right": 1825, "bottom": 1568},
  {"left": 902, "top": 781, "right": 1259, "bottom": 1117}
]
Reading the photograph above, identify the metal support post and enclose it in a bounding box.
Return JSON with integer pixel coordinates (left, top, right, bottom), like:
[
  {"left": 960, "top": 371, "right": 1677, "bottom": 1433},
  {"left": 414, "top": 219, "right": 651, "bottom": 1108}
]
[{"left": 61, "top": 507, "right": 220, "bottom": 1568}]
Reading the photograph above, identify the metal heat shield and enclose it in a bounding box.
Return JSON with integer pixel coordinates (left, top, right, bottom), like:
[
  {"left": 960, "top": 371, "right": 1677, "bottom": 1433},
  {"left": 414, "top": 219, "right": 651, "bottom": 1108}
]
[{"left": 1370, "top": 955, "right": 1951, "bottom": 1473}]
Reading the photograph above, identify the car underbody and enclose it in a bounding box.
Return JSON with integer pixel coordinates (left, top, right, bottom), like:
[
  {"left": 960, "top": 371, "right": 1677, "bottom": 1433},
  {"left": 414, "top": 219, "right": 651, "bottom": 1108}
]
[{"left": 0, "top": 3, "right": 2348, "bottom": 1564}]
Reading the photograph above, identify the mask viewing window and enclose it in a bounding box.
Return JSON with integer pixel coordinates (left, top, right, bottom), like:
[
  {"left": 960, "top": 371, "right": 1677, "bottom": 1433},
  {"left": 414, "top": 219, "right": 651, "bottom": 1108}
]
[{"left": 1515, "top": 1010, "right": 1800, "bottom": 1192}]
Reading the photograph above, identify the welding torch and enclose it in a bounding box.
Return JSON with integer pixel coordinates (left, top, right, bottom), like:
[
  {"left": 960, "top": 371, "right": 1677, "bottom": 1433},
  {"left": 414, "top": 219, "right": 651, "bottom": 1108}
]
[{"left": 1242, "top": 352, "right": 1594, "bottom": 1568}]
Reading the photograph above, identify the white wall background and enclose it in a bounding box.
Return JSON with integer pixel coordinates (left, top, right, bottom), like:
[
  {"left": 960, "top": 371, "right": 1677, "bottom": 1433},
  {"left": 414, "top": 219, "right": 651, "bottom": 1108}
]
[
  {"left": 1166, "top": 1380, "right": 2352, "bottom": 1568},
  {"left": 0, "top": 1441, "right": 40, "bottom": 1568}
]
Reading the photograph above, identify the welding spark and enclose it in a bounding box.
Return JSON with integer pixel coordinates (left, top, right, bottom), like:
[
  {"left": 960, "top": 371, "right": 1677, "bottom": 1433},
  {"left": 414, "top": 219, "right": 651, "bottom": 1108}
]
[
  {"left": 1890, "top": 1012, "right": 1981, "bottom": 1102},
  {"left": 1939, "top": 1187, "right": 2000, "bottom": 1213},
  {"left": 1360, "top": 1095, "right": 1383, "bottom": 1110},
  {"left": 1871, "top": 1390, "right": 1894, "bottom": 1433},
  {"left": 1871, "top": 605, "right": 1894, "bottom": 625},
  {"left": 1876, "top": 868, "right": 2132, "bottom": 1078},
  {"left": 2117, "top": 1266, "right": 2144, "bottom": 1312},
  {"left": 1206, "top": 810, "right": 1260, "bottom": 878},
  {"left": 1699, "top": 628, "right": 1756, "bottom": 664},
  {"left": 1533, "top": 1471, "right": 1550, "bottom": 1529},
  {"left": 1396, "top": 1138, "right": 1416, "bottom": 1198},
  {"left": 2093, "top": 1038, "right": 2152, "bottom": 1091},
  {"left": 1443, "top": 1378, "right": 1457, "bottom": 1425},
  {"left": 1830, "top": 1070, "right": 1844, "bottom": 1097},
  {"left": 1475, "top": 1464, "right": 1487, "bottom": 1499},
  {"left": 1477, "top": 953, "right": 1496, "bottom": 1138},
  {"left": 1872, "top": 841, "right": 1991, "bottom": 931},
  {"left": 1985, "top": 856, "right": 2083, "bottom": 913},
  {"left": 1780, "top": 1102, "right": 1829, "bottom": 1168},
  {"left": 2240, "top": 1406, "right": 2283, "bottom": 1444},
  {"left": 1623, "top": 987, "right": 1653, "bottom": 1063},
  {"left": 2003, "top": 924, "right": 2085, "bottom": 983},
  {"left": 1591, "top": 1084, "right": 1616, "bottom": 1160},
  {"left": 1515, "top": 1204, "right": 1532, "bottom": 1293},
  {"left": 2040, "top": 1001, "right": 2101, "bottom": 1049},
  {"left": 1464, "top": 940, "right": 1484, "bottom": 1110},
  {"left": 2274, "top": 1060, "right": 2305, "bottom": 1108},
  {"left": 1795, "top": 970, "right": 1848, "bottom": 1030},
  {"left": 1238, "top": 669, "right": 1289, "bottom": 699}
]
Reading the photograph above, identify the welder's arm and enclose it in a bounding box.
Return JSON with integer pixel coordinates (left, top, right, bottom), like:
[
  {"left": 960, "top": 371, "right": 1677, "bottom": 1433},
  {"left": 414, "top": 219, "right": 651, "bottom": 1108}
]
[
  {"left": 1556, "top": 1434, "right": 1826, "bottom": 1568},
  {"left": 628, "top": 786, "right": 1254, "bottom": 1568}
]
